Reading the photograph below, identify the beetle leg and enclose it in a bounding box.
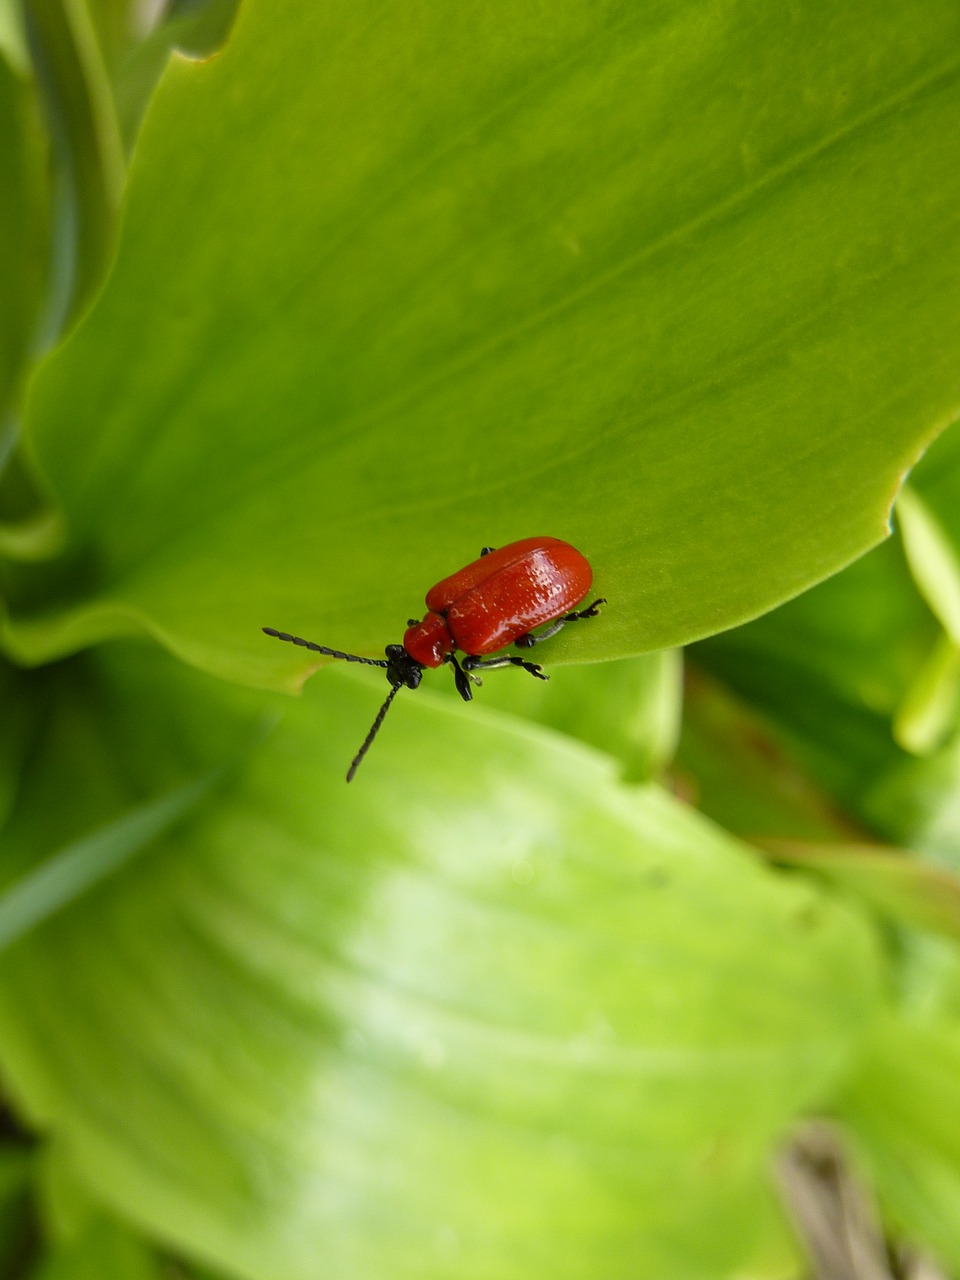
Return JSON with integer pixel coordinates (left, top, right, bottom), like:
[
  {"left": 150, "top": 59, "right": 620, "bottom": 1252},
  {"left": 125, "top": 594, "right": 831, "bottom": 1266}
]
[
  {"left": 514, "top": 598, "right": 607, "bottom": 649},
  {"left": 479, "top": 546, "right": 496, "bottom": 557},
  {"left": 445, "top": 653, "right": 479, "bottom": 701},
  {"left": 462, "top": 654, "right": 548, "bottom": 682}
]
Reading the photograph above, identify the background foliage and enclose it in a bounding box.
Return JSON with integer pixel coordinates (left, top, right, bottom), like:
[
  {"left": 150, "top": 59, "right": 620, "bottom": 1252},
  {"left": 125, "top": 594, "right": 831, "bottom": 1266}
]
[{"left": 1, "top": 1, "right": 960, "bottom": 1277}]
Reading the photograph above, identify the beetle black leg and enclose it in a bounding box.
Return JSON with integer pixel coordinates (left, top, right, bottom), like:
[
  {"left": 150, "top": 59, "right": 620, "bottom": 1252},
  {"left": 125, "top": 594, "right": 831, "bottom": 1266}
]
[
  {"left": 514, "top": 598, "right": 607, "bottom": 649},
  {"left": 479, "top": 546, "right": 496, "bottom": 557},
  {"left": 462, "top": 654, "right": 548, "bottom": 682},
  {"left": 445, "top": 653, "right": 479, "bottom": 701},
  {"left": 407, "top": 618, "right": 421, "bottom": 627}
]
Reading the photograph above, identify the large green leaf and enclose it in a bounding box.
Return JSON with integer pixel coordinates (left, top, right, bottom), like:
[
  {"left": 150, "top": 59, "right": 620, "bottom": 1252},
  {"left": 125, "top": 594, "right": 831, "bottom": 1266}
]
[
  {"left": 0, "top": 644, "right": 881, "bottom": 1280},
  {"left": 4, "top": 0, "right": 960, "bottom": 687}
]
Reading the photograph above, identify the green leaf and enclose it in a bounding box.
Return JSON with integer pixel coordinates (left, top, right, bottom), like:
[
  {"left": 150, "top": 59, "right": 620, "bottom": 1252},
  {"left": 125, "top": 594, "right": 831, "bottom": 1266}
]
[
  {"left": 85, "top": 0, "right": 241, "bottom": 151},
  {"left": 21, "top": 0, "right": 125, "bottom": 325},
  {"left": 0, "top": 768, "right": 226, "bottom": 953},
  {"left": 763, "top": 840, "right": 960, "bottom": 943},
  {"left": 898, "top": 486, "right": 960, "bottom": 644},
  {"left": 859, "top": 733, "right": 960, "bottom": 870},
  {"left": 0, "top": 644, "right": 882, "bottom": 1280},
  {"left": 0, "top": 1146, "right": 35, "bottom": 1276},
  {"left": 692, "top": 426, "right": 960, "bottom": 872},
  {"left": 433, "top": 649, "right": 683, "bottom": 781},
  {"left": 6, "top": 0, "right": 960, "bottom": 686},
  {"left": 0, "top": 0, "right": 29, "bottom": 73},
  {"left": 893, "top": 631, "right": 960, "bottom": 757},
  {"left": 0, "top": 644, "right": 264, "bottom": 878},
  {"left": 693, "top": 534, "right": 938, "bottom": 807},
  {"left": 0, "top": 49, "right": 49, "bottom": 428},
  {"left": 675, "top": 670, "right": 868, "bottom": 844},
  {"left": 32, "top": 1215, "right": 164, "bottom": 1280},
  {"left": 836, "top": 1016, "right": 960, "bottom": 1274}
]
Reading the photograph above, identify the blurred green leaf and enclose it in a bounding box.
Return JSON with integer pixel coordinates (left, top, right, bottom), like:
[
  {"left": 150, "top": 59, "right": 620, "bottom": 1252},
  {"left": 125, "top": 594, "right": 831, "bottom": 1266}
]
[
  {"left": 0, "top": 1145, "right": 36, "bottom": 1276},
  {"left": 893, "top": 631, "right": 960, "bottom": 757},
  {"left": 0, "top": 645, "right": 882, "bottom": 1280},
  {"left": 0, "top": 645, "right": 263, "bottom": 881},
  {"left": 0, "top": 657, "right": 38, "bottom": 835},
  {"left": 893, "top": 450, "right": 960, "bottom": 753},
  {"left": 0, "top": 0, "right": 28, "bottom": 72},
  {"left": 0, "top": 49, "right": 49, "bottom": 428},
  {"left": 86, "top": 0, "right": 241, "bottom": 150},
  {"left": 693, "top": 534, "right": 938, "bottom": 807},
  {"left": 22, "top": 0, "right": 124, "bottom": 324},
  {"left": 32, "top": 1214, "right": 164, "bottom": 1280},
  {"left": 836, "top": 1016, "right": 960, "bottom": 1275},
  {"left": 898, "top": 486, "right": 960, "bottom": 644},
  {"left": 4, "top": 0, "right": 960, "bottom": 686},
  {"left": 434, "top": 649, "right": 683, "bottom": 781},
  {"left": 693, "top": 425, "right": 960, "bottom": 879},
  {"left": 859, "top": 733, "right": 960, "bottom": 871},
  {"left": 763, "top": 840, "right": 960, "bottom": 944},
  {"left": 675, "top": 670, "right": 865, "bottom": 844},
  {"left": 0, "top": 767, "right": 225, "bottom": 952}
]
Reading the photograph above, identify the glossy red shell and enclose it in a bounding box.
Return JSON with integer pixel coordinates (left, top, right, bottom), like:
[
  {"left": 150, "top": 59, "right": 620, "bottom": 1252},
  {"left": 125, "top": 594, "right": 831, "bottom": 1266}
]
[{"left": 405, "top": 537, "right": 592, "bottom": 667}]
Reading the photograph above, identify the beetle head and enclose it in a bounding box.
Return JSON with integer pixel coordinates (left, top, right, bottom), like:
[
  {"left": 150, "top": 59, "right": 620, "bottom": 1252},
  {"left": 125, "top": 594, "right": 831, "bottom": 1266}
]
[{"left": 385, "top": 643, "right": 423, "bottom": 689}]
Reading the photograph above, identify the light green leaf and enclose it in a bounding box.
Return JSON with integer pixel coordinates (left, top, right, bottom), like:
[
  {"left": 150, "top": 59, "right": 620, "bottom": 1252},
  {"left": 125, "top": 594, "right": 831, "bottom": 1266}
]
[
  {"left": 860, "top": 733, "right": 960, "bottom": 871},
  {"left": 0, "top": 644, "right": 882, "bottom": 1280},
  {"left": 898, "top": 486, "right": 960, "bottom": 644},
  {"left": 763, "top": 840, "right": 960, "bottom": 944},
  {"left": 434, "top": 649, "right": 683, "bottom": 781},
  {"left": 5, "top": 0, "right": 960, "bottom": 686},
  {"left": 837, "top": 1016, "right": 960, "bottom": 1274},
  {"left": 891, "top": 438, "right": 960, "bottom": 754},
  {"left": 893, "top": 630, "right": 960, "bottom": 756},
  {"left": 0, "top": 0, "right": 28, "bottom": 73}
]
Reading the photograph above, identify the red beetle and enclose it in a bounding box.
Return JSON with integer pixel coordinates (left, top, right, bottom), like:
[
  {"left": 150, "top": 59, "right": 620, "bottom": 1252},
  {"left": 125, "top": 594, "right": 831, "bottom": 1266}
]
[{"left": 264, "top": 537, "right": 604, "bottom": 781}]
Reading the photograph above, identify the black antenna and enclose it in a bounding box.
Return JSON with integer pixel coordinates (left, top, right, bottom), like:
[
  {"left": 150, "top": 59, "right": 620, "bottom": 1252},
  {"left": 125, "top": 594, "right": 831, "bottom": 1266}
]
[
  {"left": 262, "top": 627, "right": 389, "bottom": 668},
  {"left": 347, "top": 683, "right": 402, "bottom": 782}
]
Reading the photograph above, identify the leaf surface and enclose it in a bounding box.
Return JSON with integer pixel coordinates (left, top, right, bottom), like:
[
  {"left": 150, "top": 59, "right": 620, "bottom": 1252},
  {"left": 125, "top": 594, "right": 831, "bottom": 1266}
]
[
  {"left": 0, "top": 644, "right": 881, "bottom": 1280},
  {"left": 5, "top": 0, "right": 960, "bottom": 686}
]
